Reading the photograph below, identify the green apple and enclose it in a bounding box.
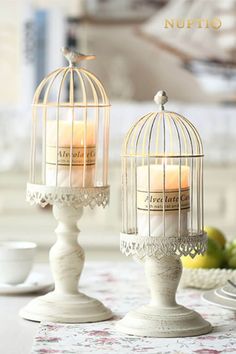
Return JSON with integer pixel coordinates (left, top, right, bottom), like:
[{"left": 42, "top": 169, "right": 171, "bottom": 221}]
[
  {"left": 224, "top": 240, "right": 236, "bottom": 268},
  {"left": 204, "top": 226, "right": 226, "bottom": 248},
  {"left": 228, "top": 255, "right": 236, "bottom": 269},
  {"left": 182, "top": 238, "right": 224, "bottom": 269},
  {"left": 224, "top": 243, "right": 236, "bottom": 261}
]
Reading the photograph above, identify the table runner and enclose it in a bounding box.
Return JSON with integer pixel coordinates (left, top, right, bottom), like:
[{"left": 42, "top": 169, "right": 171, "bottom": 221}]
[{"left": 32, "top": 262, "right": 236, "bottom": 354}]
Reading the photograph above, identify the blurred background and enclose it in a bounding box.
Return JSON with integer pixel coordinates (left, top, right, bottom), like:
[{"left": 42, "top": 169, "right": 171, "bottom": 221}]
[{"left": 1, "top": 0, "right": 236, "bottom": 261}]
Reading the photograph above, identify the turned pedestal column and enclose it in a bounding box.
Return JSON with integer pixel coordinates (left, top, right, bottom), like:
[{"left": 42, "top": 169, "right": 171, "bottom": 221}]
[
  {"left": 20, "top": 204, "right": 112, "bottom": 323},
  {"left": 117, "top": 255, "right": 211, "bottom": 337}
]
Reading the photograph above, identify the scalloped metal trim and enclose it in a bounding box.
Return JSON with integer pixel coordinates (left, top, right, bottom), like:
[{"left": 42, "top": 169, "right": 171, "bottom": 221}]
[
  {"left": 120, "top": 233, "right": 207, "bottom": 258},
  {"left": 26, "top": 183, "right": 109, "bottom": 208}
]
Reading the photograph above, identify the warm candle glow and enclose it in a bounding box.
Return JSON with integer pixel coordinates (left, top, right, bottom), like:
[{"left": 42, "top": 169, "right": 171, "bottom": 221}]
[
  {"left": 46, "top": 120, "right": 95, "bottom": 147},
  {"left": 137, "top": 164, "right": 189, "bottom": 191},
  {"left": 137, "top": 164, "right": 190, "bottom": 237},
  {"left": 45, "top": 116, "right": 96, "bottom": 187}
]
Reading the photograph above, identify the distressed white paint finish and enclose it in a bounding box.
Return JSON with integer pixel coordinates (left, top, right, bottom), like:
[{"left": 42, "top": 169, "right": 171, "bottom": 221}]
[
  {"left": 19, "top": 204, "right": 112, "bottom": 323},
  {"left": 117, "top": 256, "right": 212, "bottom": 337}
]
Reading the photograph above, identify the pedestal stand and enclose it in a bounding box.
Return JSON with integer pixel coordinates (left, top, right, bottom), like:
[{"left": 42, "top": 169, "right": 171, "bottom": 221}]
[
  {"left": 117, "top": 256, "right": 211, "bottom": 337},
  {"left": 20, "top": 203, "right": 112, "bottom": 323}
]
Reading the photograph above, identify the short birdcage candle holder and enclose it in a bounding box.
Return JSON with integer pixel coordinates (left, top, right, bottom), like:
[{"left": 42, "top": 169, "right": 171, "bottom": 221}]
[
  {"left": 116, "top": 91, "right": 212, "bottom": 337},
  {"left": 19, "top": 48, "right": 112, "bottom": 323}
]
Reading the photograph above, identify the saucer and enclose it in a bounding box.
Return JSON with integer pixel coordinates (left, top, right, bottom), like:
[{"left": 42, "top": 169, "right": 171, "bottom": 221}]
[
  {"left": 215, "top": 288, "right": 236, "bottom": 301},
  {"left": 0, "top": 272, "right": 53, "bottom": 295},
  {"left": 202, "top": 290, "right": 236, "bottom": 311},
  {"left": 221, "top": 283, "right": 236, "bottom": 298}
]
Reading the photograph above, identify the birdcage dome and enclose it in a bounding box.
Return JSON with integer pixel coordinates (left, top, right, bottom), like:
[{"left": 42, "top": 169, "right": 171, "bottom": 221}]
[
  {"left": 120, "top": 91, "right": 207, "bottom": 259},
  {"left": 122, "top": 92, "right": 203, "bottom": 159},
  {"left": 33, "top": 66, "right": 110, "bottom": 108},
  {"left": 27, "top": 49, "right": 110, "bottom": 209}
]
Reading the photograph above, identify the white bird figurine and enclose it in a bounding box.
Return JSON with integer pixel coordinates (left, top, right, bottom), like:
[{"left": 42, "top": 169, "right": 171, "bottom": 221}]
[{"left": 61, "top": 47, "right": 95, "bottom": 66}]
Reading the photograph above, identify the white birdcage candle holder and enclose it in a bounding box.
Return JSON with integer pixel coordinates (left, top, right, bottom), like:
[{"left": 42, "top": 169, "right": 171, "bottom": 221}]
[
  {"left": 116, "top": 91, "right": 212, "bottom": 337},
  {"left": 19, "top": 48, "right": 112, "bottom": 323}
]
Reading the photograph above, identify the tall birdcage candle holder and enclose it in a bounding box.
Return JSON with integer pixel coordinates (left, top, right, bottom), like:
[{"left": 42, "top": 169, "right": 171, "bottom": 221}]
[
  {"left": 117, "top": 91, "right": 212, "bottom": 337},
  {"left": 19, "top": 48, "right": 112, "bottom": 323}
]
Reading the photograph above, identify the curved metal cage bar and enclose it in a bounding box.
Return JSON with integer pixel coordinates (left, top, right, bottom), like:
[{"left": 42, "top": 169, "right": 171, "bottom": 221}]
[
  {"left": 28, "top": 61, "right": 110, "bottom": 201},
  {"left": 121, "top": 94, "right": 206, "bottom": 258},
  {"left": 122, "top": 111, "right": 203, "bottom": 158},
  {"left": 32, "top": 67, "right": 110, "bottom": 107}
]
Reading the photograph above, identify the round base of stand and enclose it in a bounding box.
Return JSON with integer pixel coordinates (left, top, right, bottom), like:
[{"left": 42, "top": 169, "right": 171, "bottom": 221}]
[
  {"left": 116, "top": 304, "right": 212, "bottom": 337},
  {"left": 19, "top": 290, "right": 113, "bottom": 323}
]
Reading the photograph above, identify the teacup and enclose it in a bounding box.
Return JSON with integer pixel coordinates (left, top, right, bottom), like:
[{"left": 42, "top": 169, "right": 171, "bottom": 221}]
[{"left": 0, "top": 242, "right": 37, "bottom": 284}]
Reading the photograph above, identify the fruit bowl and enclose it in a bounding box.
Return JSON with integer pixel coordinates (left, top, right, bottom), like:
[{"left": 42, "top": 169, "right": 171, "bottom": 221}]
[
  {"left": 181, "top": 268, "right": 236, "bottom": 290},
  {"left": 180, "top": 227, "right": 236, "bottom": 289}
]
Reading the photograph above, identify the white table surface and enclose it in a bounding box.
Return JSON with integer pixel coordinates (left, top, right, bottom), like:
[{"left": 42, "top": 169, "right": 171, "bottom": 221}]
[
  {"left": 1, "top": 262, "right": 236, "bottom": 354},
  {"left": 31, "top": 262, "right": 236, "bottom": 354},
  {"left": 0, "top": 264, "right": 50, "bottom": 354}
]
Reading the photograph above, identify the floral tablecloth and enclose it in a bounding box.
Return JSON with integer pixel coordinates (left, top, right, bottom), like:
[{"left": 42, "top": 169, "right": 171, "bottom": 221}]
[{"left": 32, "top": 262, "right": 236, "bottom": 354}]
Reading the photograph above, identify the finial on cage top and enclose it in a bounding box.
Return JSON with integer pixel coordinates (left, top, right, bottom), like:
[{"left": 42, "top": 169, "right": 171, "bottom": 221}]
[
  {"left": 154, "top": 90, "right": 168, "bottom": 110},
  {"left": 61, "top": 47, "right": 96, "bottom": 67}
]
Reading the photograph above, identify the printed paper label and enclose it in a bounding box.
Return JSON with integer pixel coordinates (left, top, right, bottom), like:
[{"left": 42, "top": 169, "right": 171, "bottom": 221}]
[
  {"left": 46, "top": 146, "right": 96, "bottom": 166},
  {"left": 137, "top": 188, "right": 190, "bottom": 212}
]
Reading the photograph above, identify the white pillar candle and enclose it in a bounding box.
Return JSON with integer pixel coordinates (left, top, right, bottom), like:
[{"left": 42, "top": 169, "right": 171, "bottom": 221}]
[
  {"left": 46, "top": 119, "right": 96, "bottom": 187},
  {"left": 137, "top": 164, "right": 190, "bottom": 237}
]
